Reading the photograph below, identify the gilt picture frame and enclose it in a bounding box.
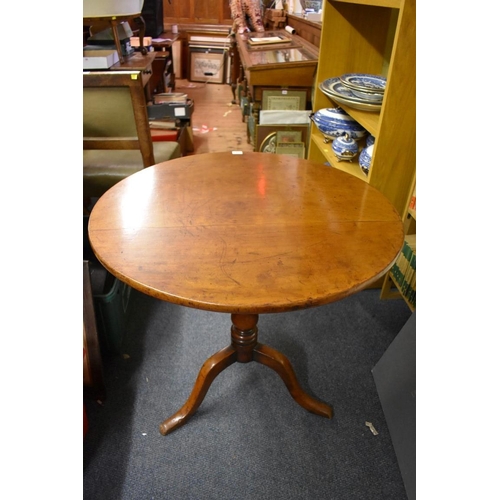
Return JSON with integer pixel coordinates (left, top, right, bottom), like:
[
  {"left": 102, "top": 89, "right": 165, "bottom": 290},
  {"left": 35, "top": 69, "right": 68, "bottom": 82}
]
[{"left": 256, "top": 124, "right": 310, "bottom": 155}]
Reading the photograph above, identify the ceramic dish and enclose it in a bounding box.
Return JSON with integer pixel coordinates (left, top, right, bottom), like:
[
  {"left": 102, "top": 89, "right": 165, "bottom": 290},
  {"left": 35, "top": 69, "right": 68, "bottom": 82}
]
[
  {"left": 320, "top": 78, "right": 377, "bottom": 103},
  {"left": 310, "top": 107, "right": 367, "bottom": 141},
  {"left": 366, "top": 134, "right": 375, "bottom": 147},
  {"left": 359, "top": 145, "right": 374, "bottom": 174},
  {"left": 340, "top": 73, "right": 387, "bottom": 93},
  {"left": 332, "top": 134, "right": 359, "bottom": 162},
  {"left": 326, "top": 93, "right": 382, "bottom": 112},
  {"left": 350, "top": 89, "right": 384, "bottom": 102},
  {"left": 319, "top": 80, "right": 382, "bottom": 112},
  {"left": 320, "top": 78, "right": 383, "bottom": 105}
]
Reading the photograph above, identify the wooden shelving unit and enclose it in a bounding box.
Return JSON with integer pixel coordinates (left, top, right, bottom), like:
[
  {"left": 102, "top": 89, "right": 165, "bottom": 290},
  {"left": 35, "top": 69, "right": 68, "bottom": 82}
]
[
  {"left": 307, "top": 0, "right": 416, "bottom": 218},
  {"left": 380, "top": 173, "right": 416, "bottom": 310}
]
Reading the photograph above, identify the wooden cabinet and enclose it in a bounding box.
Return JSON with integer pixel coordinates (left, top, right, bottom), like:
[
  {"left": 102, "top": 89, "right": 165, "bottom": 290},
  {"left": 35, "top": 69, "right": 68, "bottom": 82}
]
[
  {"left": 162, "top": 0, "right": 232, "bottom": 26},
  {"left": 236, "top": 30, "right": 318, "bottom": 102},
  {"left": 235, "top": 29, "right": 319, "bottom": 148},
  {"left": 307, "top": 0, "right": 415, "bottom": 218}
]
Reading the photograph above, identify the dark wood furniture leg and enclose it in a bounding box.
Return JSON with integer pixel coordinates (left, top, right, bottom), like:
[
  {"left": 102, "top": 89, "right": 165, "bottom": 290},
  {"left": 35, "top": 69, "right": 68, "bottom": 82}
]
[
  {"left": 159, "top": 314, "right": 332, "bottom": 436},
  {"left": 229, "top": 36, "right": 240, "bottom": 104},
  {"left": 110, "top": 19, "right": 125, "bottom": 63},
  {"left": 133, "top": 15, "right": 148, "bottom": 55}
]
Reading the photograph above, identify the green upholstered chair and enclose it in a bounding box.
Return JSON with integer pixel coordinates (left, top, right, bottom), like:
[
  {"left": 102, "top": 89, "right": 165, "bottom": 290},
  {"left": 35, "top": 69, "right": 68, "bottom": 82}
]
[{"left": 83, "top": 70, "right": 181, "bottom": 205}]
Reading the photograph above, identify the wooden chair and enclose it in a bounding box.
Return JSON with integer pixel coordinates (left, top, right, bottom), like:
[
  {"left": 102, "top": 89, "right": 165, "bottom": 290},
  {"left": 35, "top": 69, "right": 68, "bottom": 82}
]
[{"left": 83, "top": 70, "right": 181, "bottom": 205}]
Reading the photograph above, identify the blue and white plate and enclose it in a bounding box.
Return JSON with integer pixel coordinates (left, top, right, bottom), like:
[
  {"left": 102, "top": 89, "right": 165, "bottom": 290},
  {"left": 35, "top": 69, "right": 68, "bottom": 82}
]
[
  {"left": 320, "top": 78, "right": 370, "bottom": 103},
  {"left": 340, "top": 73, "right": 387, "bottom": 93},
  {"left": 350, "top": 88, "right": 384, "bottom": 102},
  {"left": 319, "top": 78, "right": 382, "bottom": 112}
]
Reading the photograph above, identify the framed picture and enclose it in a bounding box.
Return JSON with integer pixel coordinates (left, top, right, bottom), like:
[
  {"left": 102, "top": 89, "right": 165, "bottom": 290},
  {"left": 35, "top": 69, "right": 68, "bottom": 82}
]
[
  {"left": 277, "top": 130, "right": 303, "bottom": 143},
  {"left": 256, "top": 124, "right": 310, "bottom": 154},
  {"left": 190, "top": 50, "right": 226, "bottom": 84},
  {"left": 262, "top": 89, "right": 307, "bottom": 110},
  {"left": 275, "top": 142, "right": 306, "bottom": 159}
]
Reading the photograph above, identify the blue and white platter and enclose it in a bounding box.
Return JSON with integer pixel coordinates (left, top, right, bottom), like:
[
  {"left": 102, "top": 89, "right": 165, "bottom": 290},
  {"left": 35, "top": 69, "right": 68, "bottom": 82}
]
[
  {"left": 350, "top": 88, "right": 384, "bottom": 102},
  {"left": 319, "top": 77, "right": 382, "bottom": 112},
  {"left": 340, "top": 73, "right": 387, "bottom": 93}
]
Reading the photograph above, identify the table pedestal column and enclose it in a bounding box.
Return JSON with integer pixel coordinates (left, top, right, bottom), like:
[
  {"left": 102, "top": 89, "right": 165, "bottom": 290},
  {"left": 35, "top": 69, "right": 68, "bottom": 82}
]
[{"left": 159, "top": 314, "right": 333, "bottom": 436}]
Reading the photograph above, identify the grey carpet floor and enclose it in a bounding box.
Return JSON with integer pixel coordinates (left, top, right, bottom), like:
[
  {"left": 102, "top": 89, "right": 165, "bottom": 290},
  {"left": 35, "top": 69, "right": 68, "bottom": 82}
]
[{"left": 83, "top": 287, "right": 411, "bottom": 500}]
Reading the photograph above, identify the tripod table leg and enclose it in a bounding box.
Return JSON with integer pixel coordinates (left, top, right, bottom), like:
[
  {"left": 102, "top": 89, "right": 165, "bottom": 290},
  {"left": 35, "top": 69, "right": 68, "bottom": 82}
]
[
  {"left": 253, "top": 343, "right": 333, "bottom": 419},
  {"left": 159, "top": 345, "right": 237, "bottom": 436},
  {"left": 159, "top": 313, "right": 332, "bottom": 436}
]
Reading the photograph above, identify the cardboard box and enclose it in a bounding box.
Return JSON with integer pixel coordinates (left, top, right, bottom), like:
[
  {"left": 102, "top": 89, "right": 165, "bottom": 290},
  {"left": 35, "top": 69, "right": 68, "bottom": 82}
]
[
  {"left": 306, "top": 12, "right": 322, "bottom": 22},
  {"left": 83, "top": 49, "right": 119, "bottom": 70}
]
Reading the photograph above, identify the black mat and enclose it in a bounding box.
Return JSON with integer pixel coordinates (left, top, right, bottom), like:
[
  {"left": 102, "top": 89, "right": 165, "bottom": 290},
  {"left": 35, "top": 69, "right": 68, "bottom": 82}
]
[{"left": 84, "top": 288, "right": 411, "bottom": 500}]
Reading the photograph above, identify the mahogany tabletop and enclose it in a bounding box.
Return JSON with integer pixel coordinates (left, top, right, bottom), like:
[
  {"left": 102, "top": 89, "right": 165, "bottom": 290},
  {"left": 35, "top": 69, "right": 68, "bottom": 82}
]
[{"left": 88, "top": 152, "right": 404, "bottom": 314}]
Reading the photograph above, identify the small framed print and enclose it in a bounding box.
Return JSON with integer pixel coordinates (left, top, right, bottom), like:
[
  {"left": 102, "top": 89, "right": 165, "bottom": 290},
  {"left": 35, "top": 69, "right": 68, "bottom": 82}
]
[
  {"left": 190, "top": 51, "right": 225, "bottom": 84},
  {"left": 277, "top": 130, "right": 302, "bottom": 143},
  {"left": 262, "top": 89, "right": 307, "bottom": 110},
  {"left": 275, "top": 142, "right": 305, "bottom": 158},
  {"left": 256, "top": 124, "right": 310, "bottom": 154}
]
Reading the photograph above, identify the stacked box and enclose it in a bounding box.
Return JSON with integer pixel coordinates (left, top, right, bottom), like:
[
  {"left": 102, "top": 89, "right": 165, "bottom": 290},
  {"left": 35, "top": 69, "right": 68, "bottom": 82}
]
[
  {"left": 147, "top": 99, "right": 194, "bottom": 120},
  {"left": 264, "top": 8, "right": 286, "bottom": 29},
  {"left": 265, "top": 8, "right": 285, "bottom": 18}
]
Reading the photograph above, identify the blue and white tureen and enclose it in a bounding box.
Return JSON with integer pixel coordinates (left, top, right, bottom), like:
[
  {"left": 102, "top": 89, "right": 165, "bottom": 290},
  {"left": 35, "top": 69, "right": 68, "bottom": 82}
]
[
  {"left": 310, "top": 107, "right": 367, "bottom": 142},
  {"left": 359, "top": 144, "right": 374, "bottom": 174},
  {"left": 332, "top": 134, "right": 359, "bottom": 162}
]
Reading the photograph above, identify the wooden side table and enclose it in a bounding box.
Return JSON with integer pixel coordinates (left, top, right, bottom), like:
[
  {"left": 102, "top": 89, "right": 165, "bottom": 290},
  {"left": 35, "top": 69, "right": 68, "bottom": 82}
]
[
  {"left": 88, "top": 152, "right": 404, "bottom": 436},
  {"left": 83, "top": 14, "right": 148, "bottom": 63}
]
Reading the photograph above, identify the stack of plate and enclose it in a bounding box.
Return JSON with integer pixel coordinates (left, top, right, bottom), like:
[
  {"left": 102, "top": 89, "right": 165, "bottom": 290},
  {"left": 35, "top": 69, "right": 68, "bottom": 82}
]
[{"left": 319, "top": 73, "right": 386, "bottom": 112}]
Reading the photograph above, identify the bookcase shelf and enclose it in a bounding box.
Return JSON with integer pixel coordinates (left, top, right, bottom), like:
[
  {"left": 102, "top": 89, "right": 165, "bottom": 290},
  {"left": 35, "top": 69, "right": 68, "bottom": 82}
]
[
  {"left": 380, "top": 174, "right": 416, "bottom": 310},
  {"left": 309, "top": 131, "right": 368, "bottom": 181},
  {"left": 307, "top": 0, "right": 416, "bottom": 217}
]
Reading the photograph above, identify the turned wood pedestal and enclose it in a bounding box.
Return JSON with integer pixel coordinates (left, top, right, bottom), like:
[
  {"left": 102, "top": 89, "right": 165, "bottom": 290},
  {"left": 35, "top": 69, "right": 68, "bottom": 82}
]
[{"left": 159, "top": 313, "right": 332, "bottom": 435}]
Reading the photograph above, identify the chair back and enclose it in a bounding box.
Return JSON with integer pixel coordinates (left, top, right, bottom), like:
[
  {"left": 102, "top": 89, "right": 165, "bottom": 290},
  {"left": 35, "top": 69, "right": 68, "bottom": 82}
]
[{"left": 83, "top": 70, "right": 155, "bottom": 167}]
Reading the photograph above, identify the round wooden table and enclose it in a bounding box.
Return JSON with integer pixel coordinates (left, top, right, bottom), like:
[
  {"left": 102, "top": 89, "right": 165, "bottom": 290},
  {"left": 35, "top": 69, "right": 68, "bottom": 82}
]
[{"left": 88, "top": 152, "right": 404, "bottom": 435}]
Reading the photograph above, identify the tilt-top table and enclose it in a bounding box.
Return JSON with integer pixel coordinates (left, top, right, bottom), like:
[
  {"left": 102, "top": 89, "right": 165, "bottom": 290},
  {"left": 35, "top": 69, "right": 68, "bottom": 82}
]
[{"left": 88, "top": 152, "right": 404, "bottom": 436}]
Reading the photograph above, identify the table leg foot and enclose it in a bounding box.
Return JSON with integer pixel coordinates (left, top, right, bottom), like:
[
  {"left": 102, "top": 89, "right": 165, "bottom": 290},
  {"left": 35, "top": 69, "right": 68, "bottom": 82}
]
[
  {"left": 253, "top": 343, "right": 333, "bottom": 419},
  {"left": 159, "top": 345, "right": 237, "bottom": 435}
]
